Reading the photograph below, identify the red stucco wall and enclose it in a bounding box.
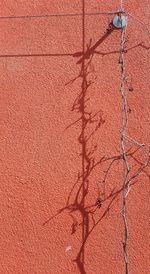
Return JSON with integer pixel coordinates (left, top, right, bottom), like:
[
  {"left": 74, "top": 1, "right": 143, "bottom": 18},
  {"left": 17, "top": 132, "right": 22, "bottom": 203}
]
[{"left": 0, "top": 1, "right": 150, "bottom": 273}]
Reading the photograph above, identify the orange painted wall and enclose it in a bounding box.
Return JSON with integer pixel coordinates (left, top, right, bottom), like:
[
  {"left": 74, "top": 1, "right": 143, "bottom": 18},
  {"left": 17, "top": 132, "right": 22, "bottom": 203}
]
[{"left": 0, "top": 1, "right": 150, "bottom": 273}]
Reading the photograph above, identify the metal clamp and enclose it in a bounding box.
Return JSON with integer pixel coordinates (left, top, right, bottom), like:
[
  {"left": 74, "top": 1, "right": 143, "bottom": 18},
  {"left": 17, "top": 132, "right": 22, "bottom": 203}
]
[{"left": 113, "top": 9, "right": 127, "bottom": 29}]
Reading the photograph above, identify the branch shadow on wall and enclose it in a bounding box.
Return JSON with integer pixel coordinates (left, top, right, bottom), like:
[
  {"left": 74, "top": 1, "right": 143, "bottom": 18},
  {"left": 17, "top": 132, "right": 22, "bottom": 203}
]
[{"left": 43, "top": 18, "right": 150, "bottom": 274}]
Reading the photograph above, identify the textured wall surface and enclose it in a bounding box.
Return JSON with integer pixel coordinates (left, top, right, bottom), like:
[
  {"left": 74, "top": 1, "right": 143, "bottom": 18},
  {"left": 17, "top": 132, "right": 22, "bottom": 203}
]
[{"left": 0, "top": 1, "right": 150, "bottom": 273}]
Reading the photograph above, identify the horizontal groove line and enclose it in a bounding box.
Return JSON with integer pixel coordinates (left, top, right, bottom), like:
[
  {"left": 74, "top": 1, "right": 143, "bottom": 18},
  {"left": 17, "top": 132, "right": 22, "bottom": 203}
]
[{"left": 0, "top": 11, "right": 118, "bottom": 20}]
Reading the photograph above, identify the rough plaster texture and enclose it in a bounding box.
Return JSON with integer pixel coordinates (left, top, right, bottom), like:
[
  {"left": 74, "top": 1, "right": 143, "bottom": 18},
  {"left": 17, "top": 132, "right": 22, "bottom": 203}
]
[{"left": 0, "top": 1, "right": 150, "bottom": 274}]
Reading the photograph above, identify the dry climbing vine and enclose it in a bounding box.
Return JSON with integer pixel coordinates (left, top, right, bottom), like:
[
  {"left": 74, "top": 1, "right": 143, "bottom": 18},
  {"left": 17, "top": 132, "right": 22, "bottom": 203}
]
[
  {"left": 119, "top": 10, "right": 150, "bottom": 274},
  {"left": 120, "top": 18, "right": 130, "bottom": 274}
]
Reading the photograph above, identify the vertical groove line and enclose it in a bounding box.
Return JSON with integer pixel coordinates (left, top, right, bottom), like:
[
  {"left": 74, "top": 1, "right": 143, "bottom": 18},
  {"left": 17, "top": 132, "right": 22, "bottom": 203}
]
[{"left": 81, "top": 0, "right": 86, "bottom": 266}]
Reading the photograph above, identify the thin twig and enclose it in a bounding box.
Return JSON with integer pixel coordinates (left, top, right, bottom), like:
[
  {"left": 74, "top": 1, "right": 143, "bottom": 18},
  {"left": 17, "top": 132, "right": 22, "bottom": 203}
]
[
  {"left": 127, "top": 152, "right": 150, "bottom": 186},
  {"left": 125, "top": 136, "right": 145, "bottom": 148},
  {"left": 127, "top": 12, "right": 150, "bottom": 36}
]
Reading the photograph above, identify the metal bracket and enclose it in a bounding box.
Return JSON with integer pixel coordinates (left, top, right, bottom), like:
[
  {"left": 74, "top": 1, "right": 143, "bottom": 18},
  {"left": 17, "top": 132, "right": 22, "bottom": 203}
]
[{"left": 113, "top": 13, "right": 127, "bottom": 29}]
